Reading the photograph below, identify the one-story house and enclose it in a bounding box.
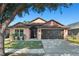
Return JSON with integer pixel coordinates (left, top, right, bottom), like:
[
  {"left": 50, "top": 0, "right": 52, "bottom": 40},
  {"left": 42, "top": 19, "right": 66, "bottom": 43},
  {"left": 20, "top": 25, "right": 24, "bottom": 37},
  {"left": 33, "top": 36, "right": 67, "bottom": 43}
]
[
  {"left": 68, "top": 22, "right": 79, "bottom": 39},
  {"left": 8, "top": 17, "right": 68, "bottom": 40}
]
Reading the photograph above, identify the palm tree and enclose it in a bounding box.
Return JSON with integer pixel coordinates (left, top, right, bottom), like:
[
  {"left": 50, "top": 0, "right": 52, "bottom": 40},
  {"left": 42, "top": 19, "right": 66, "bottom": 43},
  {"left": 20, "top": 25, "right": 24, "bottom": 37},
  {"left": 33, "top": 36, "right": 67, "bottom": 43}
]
[{"left": 0, "top": 3, "right": 71, "bottom": 55}]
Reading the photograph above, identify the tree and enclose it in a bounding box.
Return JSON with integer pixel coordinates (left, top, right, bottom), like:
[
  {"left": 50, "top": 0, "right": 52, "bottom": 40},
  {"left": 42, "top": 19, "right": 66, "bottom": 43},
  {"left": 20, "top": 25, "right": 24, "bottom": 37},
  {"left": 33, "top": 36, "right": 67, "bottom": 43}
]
[{"left": 0, "top": 3, "right": 71, "bottom": 56}]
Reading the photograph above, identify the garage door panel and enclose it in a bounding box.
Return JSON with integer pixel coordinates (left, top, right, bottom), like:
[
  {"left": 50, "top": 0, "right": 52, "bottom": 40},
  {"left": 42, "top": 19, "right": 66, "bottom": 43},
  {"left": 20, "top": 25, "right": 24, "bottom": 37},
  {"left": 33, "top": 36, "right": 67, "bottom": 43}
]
[{"left": 41, "top": 29, "right": 64, "bottom": 39}]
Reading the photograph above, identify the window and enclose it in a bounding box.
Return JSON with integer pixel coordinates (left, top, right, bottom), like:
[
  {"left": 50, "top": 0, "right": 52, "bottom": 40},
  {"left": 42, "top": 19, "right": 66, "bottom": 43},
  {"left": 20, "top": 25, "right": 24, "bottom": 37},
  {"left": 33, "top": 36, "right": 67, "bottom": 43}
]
[
  {"left": 15, "top": 29, "right": 24, "bottom": 40},
  {"left": 15, "top": 29, "right": 19, "bottom": 36},
  {"left": 20, "top": 29, "right": 23, "bottom": 36}
]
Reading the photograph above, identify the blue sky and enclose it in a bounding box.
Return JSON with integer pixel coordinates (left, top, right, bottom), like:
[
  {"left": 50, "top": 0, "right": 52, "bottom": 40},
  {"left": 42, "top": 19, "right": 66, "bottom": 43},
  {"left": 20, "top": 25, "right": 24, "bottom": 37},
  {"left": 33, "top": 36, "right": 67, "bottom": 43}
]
[{"left": 10, "top": 3, "right": 79, "bottom": 26}]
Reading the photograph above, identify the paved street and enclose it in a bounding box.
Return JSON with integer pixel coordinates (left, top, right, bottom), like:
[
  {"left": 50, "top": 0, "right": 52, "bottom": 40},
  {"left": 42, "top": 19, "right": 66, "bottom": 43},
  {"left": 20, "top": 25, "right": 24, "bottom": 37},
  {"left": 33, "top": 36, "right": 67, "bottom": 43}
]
[{"left": 42, "top": 39, "right": 79, "bottom": 56}]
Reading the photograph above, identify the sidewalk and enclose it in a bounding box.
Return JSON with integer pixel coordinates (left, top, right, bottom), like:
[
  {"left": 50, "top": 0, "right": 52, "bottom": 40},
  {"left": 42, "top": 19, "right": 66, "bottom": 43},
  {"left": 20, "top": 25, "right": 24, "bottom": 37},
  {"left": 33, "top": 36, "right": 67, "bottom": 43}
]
[{"left": 5, "top": 48, "right": 45, "bottom": 56}]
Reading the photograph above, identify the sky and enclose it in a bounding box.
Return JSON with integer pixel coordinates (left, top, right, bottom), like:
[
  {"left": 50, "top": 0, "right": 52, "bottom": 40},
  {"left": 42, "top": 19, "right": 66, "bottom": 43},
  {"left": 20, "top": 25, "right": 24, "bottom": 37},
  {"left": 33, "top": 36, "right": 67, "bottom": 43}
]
[{"left": 10, "top": 3, "right": 79, "bottom": 26}]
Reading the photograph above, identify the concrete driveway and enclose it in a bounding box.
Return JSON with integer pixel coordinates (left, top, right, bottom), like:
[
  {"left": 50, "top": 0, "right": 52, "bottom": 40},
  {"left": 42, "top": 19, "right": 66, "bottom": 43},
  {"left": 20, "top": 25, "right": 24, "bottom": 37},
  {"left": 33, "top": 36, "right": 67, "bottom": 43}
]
[{"left": 42, "top": 39, "right": 79, "bottom": 56}]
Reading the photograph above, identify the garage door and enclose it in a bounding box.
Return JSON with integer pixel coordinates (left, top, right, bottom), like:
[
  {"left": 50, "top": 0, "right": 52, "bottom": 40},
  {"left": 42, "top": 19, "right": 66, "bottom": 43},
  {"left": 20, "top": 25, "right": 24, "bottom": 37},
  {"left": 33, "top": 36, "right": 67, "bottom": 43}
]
[{"left": 41, "top": 29, "right": 64, "bottom": 39}]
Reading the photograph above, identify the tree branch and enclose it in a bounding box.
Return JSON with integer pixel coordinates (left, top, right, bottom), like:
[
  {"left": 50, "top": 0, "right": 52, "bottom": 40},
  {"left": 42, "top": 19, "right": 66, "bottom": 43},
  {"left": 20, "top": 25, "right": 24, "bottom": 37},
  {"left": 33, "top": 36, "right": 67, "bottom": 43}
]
[
  {"left": 0, "top": 4, "right": 7, "bottom": 15},
  {"left": 1, "top": 4, "right": 26, "bottom": 33}
]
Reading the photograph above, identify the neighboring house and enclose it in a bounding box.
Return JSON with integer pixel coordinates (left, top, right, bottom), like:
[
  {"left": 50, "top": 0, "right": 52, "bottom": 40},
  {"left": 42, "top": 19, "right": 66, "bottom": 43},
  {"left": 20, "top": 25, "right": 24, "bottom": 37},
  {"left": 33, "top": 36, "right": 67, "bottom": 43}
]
[
  {"left": 8, "top": 17, "right": 68, "bottom": 40},
  {"left": 68, "top": 22, "right": 79, "bottom": 37}
]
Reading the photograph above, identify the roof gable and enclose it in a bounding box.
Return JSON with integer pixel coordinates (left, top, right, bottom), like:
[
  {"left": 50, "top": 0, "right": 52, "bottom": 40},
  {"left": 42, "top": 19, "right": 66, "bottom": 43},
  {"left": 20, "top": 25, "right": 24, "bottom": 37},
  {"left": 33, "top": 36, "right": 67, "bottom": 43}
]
[
  {"left": 30, "top": 17, "right": 47, "bottom": 24},
  {"left": 42, "top": 20, "right": 64, "bottom": 27},
  {"left": 9, "top": 22, "right": 27, "bottom": 28}
]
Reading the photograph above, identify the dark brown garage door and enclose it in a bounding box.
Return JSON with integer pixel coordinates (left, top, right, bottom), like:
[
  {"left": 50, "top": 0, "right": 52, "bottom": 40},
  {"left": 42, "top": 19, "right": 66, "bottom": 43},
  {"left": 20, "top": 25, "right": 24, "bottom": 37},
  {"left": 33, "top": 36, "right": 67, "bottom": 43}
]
[{"left": 41, "top": 29, "right": 64, "bottom": 39}]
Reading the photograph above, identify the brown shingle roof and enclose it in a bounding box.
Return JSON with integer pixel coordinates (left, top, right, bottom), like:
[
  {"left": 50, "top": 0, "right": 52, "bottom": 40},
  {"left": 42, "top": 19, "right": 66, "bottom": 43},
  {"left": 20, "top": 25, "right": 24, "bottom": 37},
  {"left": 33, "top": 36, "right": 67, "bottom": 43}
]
[{"left": 9, "top": 18, "right": 68, "bottom": 29}]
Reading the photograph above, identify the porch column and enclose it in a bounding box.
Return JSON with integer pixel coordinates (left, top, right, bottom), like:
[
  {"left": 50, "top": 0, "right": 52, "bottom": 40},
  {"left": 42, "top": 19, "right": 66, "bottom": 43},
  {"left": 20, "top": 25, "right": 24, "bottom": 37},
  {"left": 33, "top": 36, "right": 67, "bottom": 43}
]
[
  {"left": 64, "top": 29, "right": 68, "bottom": 39},
  {"left": 37, "top": 29, "right": 41, "bottom": 40},
  {"left": 24, "top": 28, "right": 30, "bottom": 40}
]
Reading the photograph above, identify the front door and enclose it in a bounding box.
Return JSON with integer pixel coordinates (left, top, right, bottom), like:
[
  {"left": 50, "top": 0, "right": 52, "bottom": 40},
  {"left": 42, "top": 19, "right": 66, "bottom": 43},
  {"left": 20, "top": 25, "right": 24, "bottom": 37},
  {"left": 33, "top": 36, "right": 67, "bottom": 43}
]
[{"left": 30, "top": 26, "right": 37, "bottom": 39}]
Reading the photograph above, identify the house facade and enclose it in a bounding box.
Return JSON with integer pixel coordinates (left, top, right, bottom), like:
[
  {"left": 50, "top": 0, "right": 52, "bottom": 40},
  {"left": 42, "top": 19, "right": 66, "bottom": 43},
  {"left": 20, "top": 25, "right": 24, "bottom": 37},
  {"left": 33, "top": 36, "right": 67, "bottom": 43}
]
[
  {"left": 8, "top": 17, "right": 68, "bottom": 40},
  {"left": 68, "top": 22, "right": 79, "bottom": 39}
]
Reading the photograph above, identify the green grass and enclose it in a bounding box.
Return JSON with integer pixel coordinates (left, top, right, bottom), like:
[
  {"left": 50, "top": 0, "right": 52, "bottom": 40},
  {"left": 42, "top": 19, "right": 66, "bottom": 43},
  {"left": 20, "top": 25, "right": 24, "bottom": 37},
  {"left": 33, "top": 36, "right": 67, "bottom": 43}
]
[
  {"left": 4, "top": 40, "right": 43, "bottom": 49},
  {"left": 67, "top": 36, "right": 79, "bottom": 44}
]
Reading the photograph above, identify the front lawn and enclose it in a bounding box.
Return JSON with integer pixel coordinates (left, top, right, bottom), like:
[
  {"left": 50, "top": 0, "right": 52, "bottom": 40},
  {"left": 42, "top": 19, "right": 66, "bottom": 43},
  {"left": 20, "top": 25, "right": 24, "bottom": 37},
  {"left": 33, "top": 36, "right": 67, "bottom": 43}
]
[
  {"left": 67, "top": 36, "right": 79, "bottom": 44},
  {"left": 4, "top": 40, "right": 43, "bottom": 49}
]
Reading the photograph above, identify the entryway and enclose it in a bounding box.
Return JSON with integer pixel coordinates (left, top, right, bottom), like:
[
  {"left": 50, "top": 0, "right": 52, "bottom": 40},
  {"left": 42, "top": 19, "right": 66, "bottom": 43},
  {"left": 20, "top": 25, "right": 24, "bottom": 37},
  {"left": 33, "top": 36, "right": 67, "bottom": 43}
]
[{"left": 30, "top": 26, "right": 37, "bottom": 39}]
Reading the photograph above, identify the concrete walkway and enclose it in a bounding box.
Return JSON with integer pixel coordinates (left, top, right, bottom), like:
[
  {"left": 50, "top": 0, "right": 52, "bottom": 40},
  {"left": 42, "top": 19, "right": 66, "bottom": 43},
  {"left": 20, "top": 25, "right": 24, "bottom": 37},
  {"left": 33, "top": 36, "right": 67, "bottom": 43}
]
[
  {"left": 42, "top": 39, "right": 79, "bottom": 56},
  {"left": 5, "top": 48, "right": 45, "bottom": 56}
]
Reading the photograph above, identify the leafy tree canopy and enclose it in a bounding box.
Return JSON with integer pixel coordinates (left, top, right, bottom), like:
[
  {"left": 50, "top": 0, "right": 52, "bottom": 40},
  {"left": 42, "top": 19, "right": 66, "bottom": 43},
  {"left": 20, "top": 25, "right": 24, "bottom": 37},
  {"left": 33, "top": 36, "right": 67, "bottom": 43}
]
[{"left": 0, "top": 3, "right": 72, "bottom": 24}]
